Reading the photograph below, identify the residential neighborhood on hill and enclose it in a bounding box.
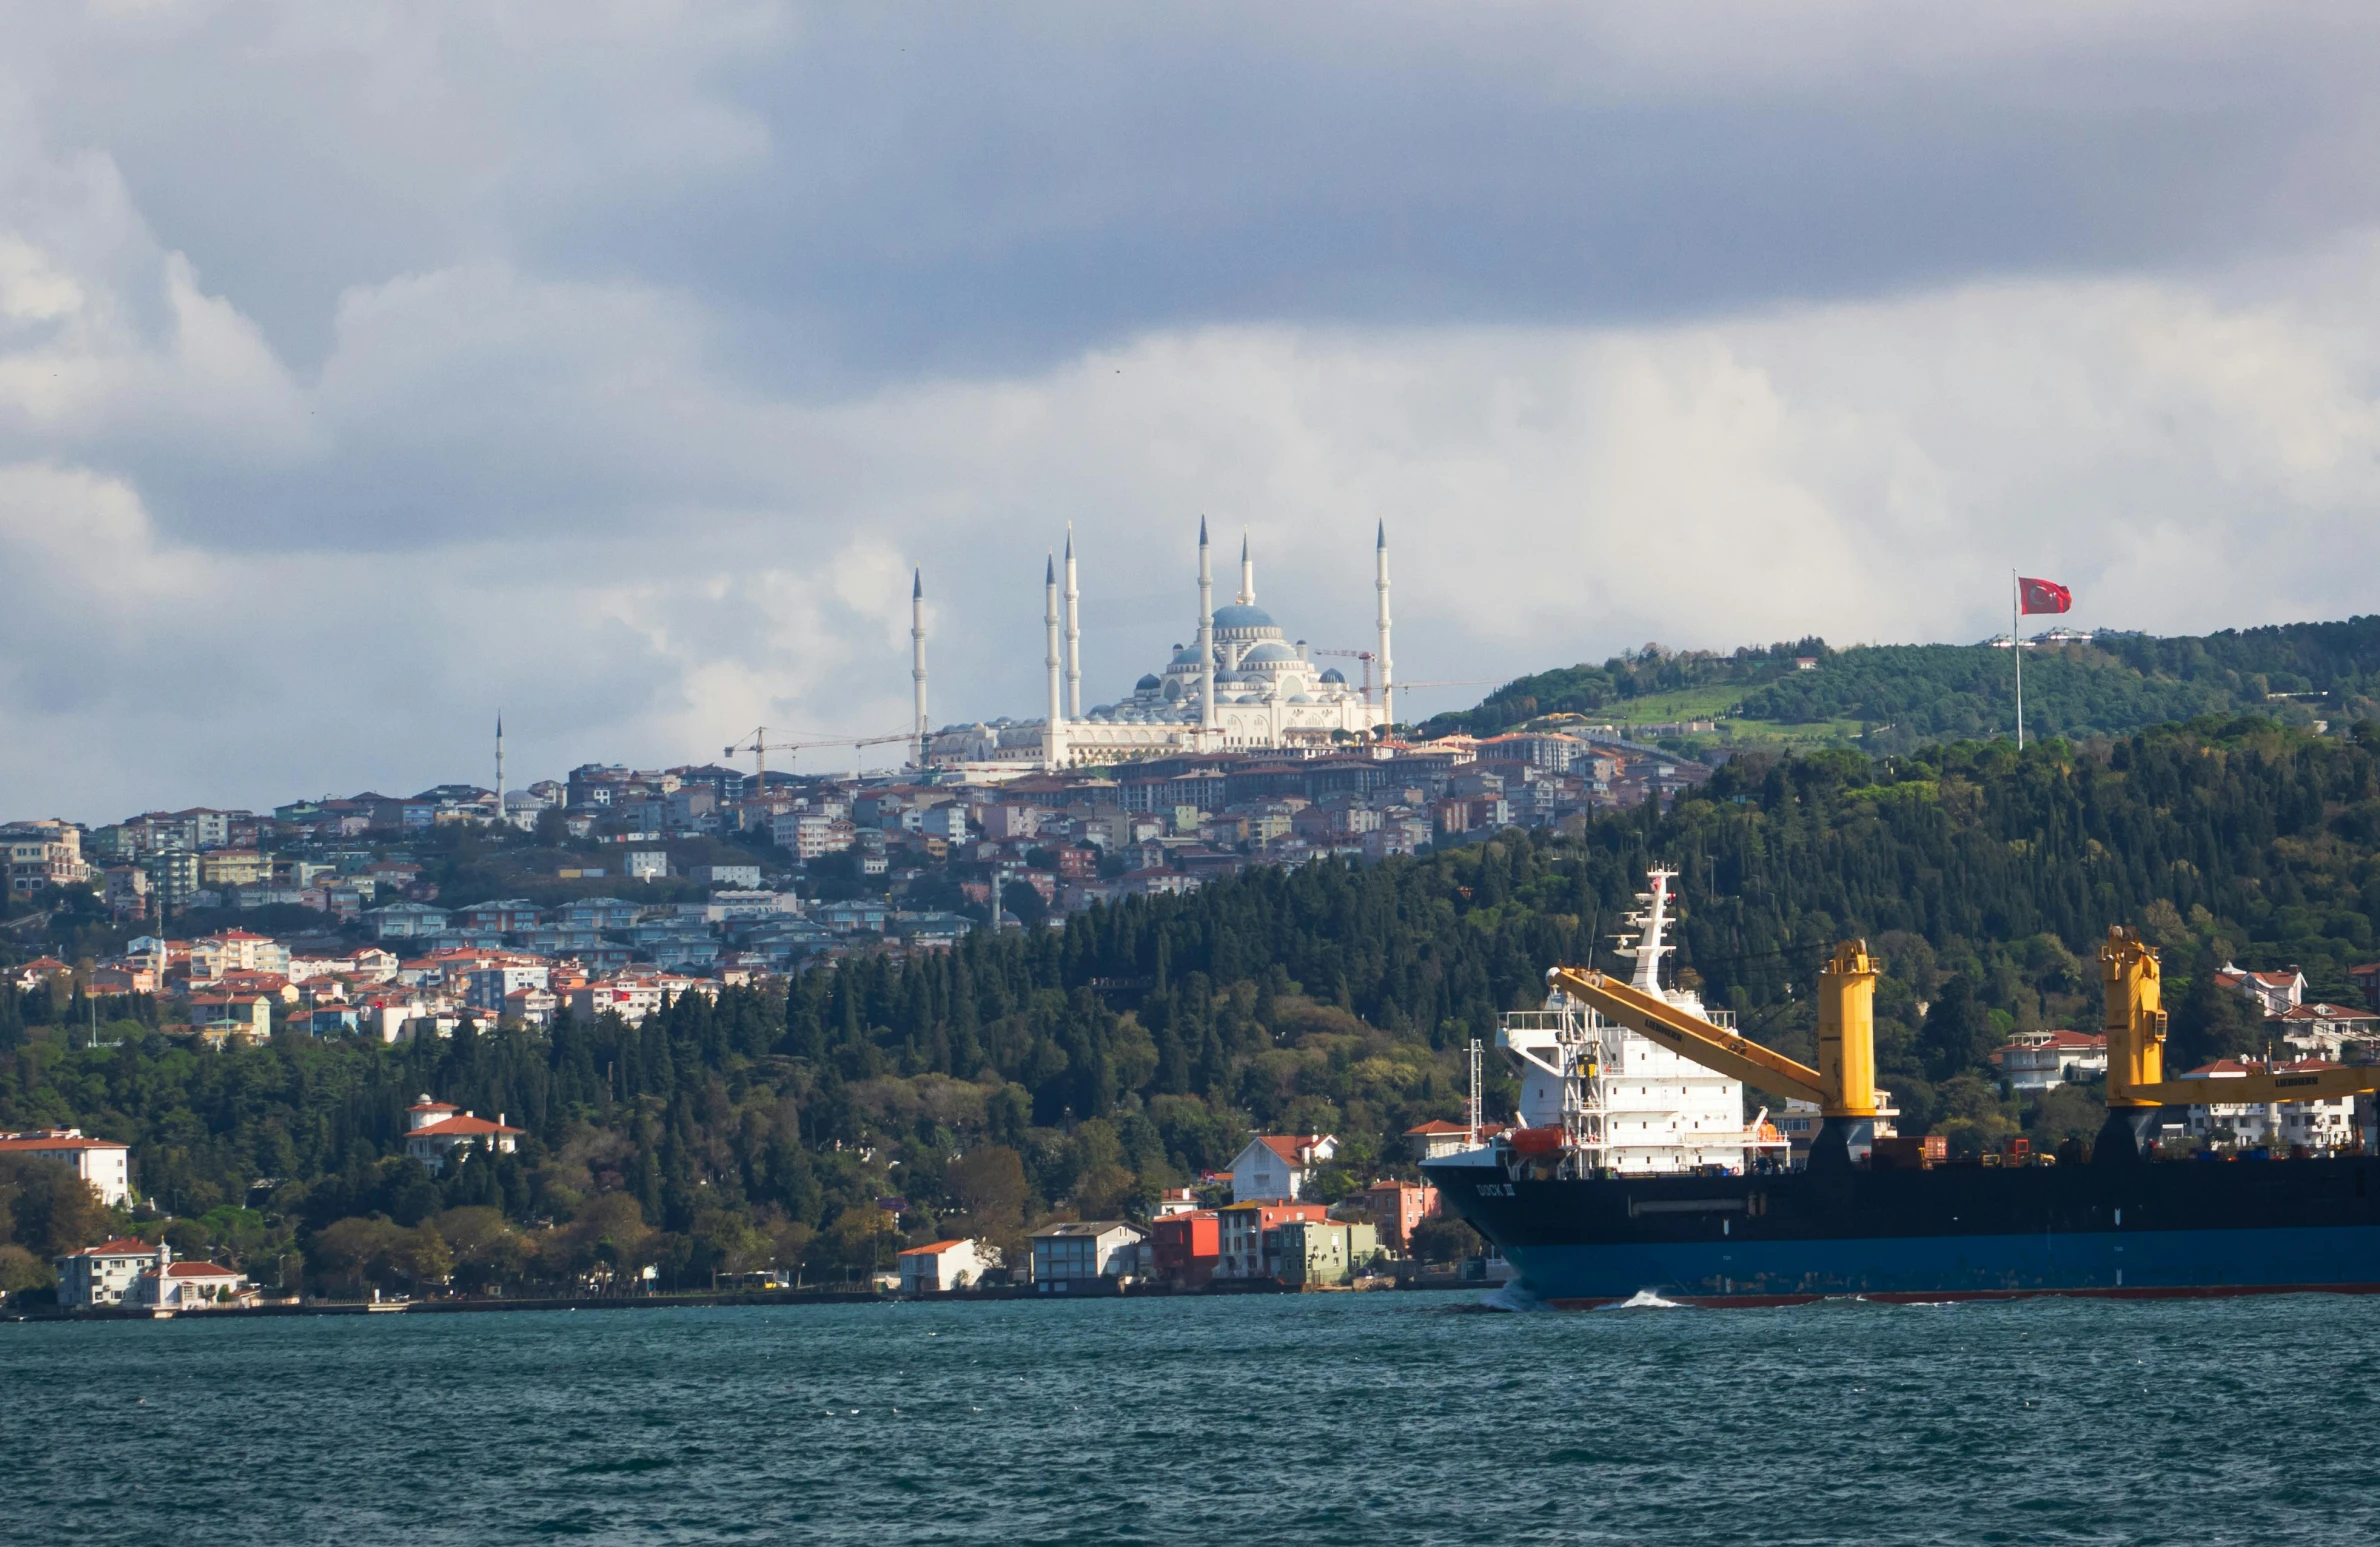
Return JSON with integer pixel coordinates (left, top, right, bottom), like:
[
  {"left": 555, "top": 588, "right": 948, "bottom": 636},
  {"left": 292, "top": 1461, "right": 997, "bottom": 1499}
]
[{"left": 8, "top": 706, "right": 2380, "bottom": 1317}]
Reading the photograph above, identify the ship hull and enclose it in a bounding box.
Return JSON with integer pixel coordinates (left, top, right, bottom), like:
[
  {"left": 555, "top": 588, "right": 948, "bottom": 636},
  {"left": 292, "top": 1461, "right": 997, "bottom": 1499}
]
[{"left": 1423, "top": 1153, "right": 2380, "bottom": 1307}]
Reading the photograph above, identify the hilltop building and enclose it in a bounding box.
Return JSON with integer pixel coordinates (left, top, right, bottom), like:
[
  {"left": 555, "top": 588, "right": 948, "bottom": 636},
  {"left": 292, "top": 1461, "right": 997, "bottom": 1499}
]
[{"left": 925, "top": 522, "right": 1394, "bottom": 771}]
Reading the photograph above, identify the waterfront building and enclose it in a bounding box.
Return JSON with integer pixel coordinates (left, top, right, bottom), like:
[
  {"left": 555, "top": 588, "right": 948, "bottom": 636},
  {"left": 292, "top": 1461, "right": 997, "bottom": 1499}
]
[
  {"left": 1149, "top": 1211, "right": 1221, "bottom": 1288},
  {"left": 1274, "top": 1219, "right": 1380, "bottom": 1287},
  {"left": 1214, "top": 1201, "right": 1327, "bottom": 1280},
  {"left": 55, "top": 1238, "right": 162, "bottom": 1307},
  {"left": 133, "top": 1259, "right": 248, "bottom": 1309},
  {"left": 1360, "top": 1179, "right": 1440, "bottom": 1253},
  {"left": 896, "top": 1238, "right": 996, "bottom": 1294},
  {"left": 1027, "top": 1221, "right": 1147, "bottom": 1288}
]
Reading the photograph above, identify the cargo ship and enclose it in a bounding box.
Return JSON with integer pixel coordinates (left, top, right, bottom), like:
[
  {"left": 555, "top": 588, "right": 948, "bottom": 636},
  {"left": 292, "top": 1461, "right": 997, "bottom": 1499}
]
[{"left": 1423, "top": 873, "right": 2380, "bottom": 1306}]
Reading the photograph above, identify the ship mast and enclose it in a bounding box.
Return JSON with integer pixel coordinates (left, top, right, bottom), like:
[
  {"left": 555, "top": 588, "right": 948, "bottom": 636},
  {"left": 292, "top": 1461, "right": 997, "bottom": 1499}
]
[{"left": 1613, "top": 868, "right": 1679, "bottom": 996}]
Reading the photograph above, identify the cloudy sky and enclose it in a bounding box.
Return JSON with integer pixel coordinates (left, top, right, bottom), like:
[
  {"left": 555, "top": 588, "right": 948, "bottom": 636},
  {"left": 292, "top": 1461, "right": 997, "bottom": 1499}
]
[{"left": 7, "top": 2, "right": 2380, "bottom": 821}]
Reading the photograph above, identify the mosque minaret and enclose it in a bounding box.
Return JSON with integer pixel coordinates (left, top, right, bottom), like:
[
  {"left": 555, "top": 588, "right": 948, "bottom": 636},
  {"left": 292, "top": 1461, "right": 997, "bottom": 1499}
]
[{"left": 922, "top": 522, "right": 1393, "bottom": 770}]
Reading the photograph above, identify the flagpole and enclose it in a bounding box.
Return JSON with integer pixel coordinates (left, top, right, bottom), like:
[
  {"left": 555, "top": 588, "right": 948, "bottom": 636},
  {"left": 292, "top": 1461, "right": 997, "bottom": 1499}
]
[{"left": 2012, "top": 569, "right": 2023, "bottom": 752}]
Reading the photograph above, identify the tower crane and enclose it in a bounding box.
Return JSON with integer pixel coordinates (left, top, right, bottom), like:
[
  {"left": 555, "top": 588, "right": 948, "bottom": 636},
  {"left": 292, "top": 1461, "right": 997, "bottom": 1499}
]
[
  {"left": 1312, "top": 648, "right": 1379, "bottom": 706},
  {"left": 725, "top": 727, "right": 916, "bottom": 788},
  {"left": 1311, "top": 647, "right": 1495, "bottom": 716}
]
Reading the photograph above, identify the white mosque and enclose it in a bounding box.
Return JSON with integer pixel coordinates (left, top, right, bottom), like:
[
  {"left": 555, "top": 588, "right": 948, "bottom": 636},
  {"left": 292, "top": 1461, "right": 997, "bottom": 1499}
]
[{"left": 914, "top": 520, "right": 1395, "bottom": 770}]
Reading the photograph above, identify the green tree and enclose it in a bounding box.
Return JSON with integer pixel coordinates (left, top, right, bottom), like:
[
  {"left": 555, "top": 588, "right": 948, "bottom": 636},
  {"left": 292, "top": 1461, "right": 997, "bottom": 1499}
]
[
  {"left": 0, "top": 1156, "right": 106, "bottom": 1255},
  {"left": 1920, "top": 978, "right": 1994, "bottom": 1083},
  {"left": 2169, "top": 944, "right": 2266, "bottom": 1070}
]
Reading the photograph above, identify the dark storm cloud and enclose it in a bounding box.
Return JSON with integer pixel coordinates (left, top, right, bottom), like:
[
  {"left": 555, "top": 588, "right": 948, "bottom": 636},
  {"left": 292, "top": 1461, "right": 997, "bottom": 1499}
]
[{"left": 27, "top": 4, "right": 2380, "bottom": 389}]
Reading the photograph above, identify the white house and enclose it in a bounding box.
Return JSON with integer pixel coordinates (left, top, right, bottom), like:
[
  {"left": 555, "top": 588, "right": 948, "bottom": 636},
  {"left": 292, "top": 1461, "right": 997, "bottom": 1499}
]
[
  {"left": 55, "top": 1238, "right": 162, "bottom": 1307},
  {"left": 1028, "top": 1221, "right": 1147, "bottom": 1287},
  {"left": 2218, "top": 964, "right": 2307, "bottom": 1016},
  {"left": 896, "top": 1238, "right": 997, "bottom": 1294},
  {"left": 134, "top": 1258, "right": 248, "bottom": 1309},
  {"left": 2182, "top": 1059, "right": 2359, "bottom": 1150},
  {"left": 401, "top": 1096, "right": 523, "bottom": 1172},
  {"left": 1992, "top": 1030, "right": 2110, "bottom": 1092},
  {"left": 2274, "top": 1003, "right": 2380, "bottom": 1063},
  {"left": 0, "top": 1128, "right": 134, "bottom": 1205},
  {"left": 1228, "top": 1134, "right": 1337, "bottom": 1202}
]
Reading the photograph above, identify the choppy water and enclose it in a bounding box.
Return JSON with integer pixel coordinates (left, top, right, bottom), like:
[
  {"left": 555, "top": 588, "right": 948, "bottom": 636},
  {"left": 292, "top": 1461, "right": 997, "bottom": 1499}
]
[{"left": 7, "top": 1291, "right": 2380, "bottom": 1545}]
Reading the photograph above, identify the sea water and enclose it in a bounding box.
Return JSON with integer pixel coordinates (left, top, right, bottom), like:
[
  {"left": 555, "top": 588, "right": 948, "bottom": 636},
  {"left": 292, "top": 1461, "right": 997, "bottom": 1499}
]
[{"left": 6, "top": 1291, "right": 2379, "bottom": 1544}]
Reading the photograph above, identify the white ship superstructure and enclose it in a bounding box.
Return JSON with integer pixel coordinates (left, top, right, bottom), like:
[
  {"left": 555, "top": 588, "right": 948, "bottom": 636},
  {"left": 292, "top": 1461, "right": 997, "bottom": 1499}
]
[{"left": 1500, "top": 869, "right": 1786, "bottom": 1175}]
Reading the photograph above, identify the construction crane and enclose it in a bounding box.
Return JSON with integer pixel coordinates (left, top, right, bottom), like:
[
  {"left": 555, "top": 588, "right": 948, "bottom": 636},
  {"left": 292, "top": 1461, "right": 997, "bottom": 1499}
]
[
  {"left": 725, "top": 727, "right": 914, "bottom": 787},
  {"left": 2093, "top": 927, "right": 2380, "bottom": 1162},
  {"left": 1312, "top": 648, "right": 1380, "bottom": 707},
  {"left": 1311, "top": 647, "right": 1495, "bottom": 720},
  {"left": 1538, "top": 925, "right": 2380, "bottom": 1173},
  {"left": 1544, "top": 941, "right": 1884, "bottom": 1172}
]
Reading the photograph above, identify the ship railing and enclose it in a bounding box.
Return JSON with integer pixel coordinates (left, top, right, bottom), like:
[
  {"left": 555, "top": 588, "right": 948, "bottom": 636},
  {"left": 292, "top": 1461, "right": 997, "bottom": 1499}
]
[{"left": 1576, "top": 1006, "right": 1737, "bottom": 1031}]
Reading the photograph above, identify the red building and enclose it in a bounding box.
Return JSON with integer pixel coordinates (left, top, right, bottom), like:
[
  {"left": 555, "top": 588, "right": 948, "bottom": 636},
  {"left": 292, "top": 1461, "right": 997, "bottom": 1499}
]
[
  {"left": 1150, "top": 1210, "right": 1221, "bottom": 1288},
  {"left": 1362, "top": 1180, "right": 1439, "bottom": 1252}
]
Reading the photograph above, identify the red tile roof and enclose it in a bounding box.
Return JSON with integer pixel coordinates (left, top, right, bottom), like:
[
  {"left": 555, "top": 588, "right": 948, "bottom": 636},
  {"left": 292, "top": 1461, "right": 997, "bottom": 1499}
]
[
  {"left": 65, "top": 1238, "right": 156, "bottom": 1258},
  {"left": 407, "top": 1115, "right": 521, "bottom": 1138},
  {"left": 1403, "top": 1120, "right": 1472, "bottom": 1136},
  {"left": 2278, "top": 1003, "right": 2379, "bottom": 1021},
  {"left": 0, "top": 1133, "right": 127, "bottom": 1153},
  {"left": 161, "top": 1261, "right": 241, "bottom": 1279},
  {"left": 895, "top": 1240, "right": 974, "bottom": 1257}
]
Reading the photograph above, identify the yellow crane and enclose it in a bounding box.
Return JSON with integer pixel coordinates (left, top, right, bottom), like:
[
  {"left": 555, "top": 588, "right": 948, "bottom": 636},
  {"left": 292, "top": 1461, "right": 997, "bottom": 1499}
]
[
  {"left": 1545, "top": 940, "right": 1884, "bottom": 1171},
  {"left": 2093, "top": 927, "right": 2380, "bottom": 1162},
  {"left": 1544, "top": 924, "right": 2380, "bottom": 1172}
]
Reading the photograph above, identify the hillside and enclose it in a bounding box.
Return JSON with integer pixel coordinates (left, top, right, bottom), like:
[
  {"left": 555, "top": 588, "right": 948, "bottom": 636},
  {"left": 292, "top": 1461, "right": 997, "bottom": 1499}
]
[
  {"left": 1424, "top": 615, "right": 2380, "bottom": 756},
  {"left": 6, "top": 717, "right": 2380, "bottom": 1297}
]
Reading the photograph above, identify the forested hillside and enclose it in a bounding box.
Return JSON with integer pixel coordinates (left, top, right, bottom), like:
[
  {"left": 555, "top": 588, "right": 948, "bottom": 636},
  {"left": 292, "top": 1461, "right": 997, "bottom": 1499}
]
[
  {"left": 1427, "top": 616, "right": 2380, "bottom": 753},
  {"left": 6, "top": 716, "right": 2380, "bottom": 1298}
]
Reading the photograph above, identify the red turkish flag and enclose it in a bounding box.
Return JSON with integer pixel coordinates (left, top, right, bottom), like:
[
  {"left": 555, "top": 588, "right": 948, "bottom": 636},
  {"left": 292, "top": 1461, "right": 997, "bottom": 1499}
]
[{"left": 2018, "top": 576, "right": 2072, "bottom": 615}]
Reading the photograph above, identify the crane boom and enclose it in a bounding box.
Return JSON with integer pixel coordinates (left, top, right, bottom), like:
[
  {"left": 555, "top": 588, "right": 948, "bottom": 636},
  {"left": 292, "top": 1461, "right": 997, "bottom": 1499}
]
[
  {"left": 2098, "top": 925, "right": 2380, "bottom": 1128},
  {"left": 725, "top": 727, "right": 912, "bottom": 784},
  {"left": 1545, "top": 965, "right": 1828, "bottom": 1107}
]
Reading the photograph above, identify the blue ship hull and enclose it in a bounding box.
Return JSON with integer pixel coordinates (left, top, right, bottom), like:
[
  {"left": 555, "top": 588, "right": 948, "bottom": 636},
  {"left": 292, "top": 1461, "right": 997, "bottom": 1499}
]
[{"left": 1423, "top": 1153, "right": 2380, "bottom": 1306}]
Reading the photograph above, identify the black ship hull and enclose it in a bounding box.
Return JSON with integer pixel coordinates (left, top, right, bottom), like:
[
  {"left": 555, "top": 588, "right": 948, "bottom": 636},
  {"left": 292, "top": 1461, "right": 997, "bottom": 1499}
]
[{"left": 1423, "top": 1153, "right": 2380, "bottom": 1306}]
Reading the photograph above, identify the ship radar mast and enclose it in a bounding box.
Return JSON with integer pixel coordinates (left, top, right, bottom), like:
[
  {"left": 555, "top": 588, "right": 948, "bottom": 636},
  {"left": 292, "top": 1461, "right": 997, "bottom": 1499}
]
[{"left": 1612, "top": 867, "right": 1679, "bottom": 995}]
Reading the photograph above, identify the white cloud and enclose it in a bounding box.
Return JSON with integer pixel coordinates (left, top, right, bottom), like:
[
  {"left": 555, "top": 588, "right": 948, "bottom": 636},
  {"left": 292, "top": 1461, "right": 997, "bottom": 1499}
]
[{"left": 7, "top": 5, "right": 2380, "bottom": 821}]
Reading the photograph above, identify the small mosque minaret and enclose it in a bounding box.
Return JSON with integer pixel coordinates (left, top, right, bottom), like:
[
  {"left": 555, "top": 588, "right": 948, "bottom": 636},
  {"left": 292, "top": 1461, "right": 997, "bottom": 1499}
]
[{"left": 910, "top": 568, "right": 928, "bottom": 769}]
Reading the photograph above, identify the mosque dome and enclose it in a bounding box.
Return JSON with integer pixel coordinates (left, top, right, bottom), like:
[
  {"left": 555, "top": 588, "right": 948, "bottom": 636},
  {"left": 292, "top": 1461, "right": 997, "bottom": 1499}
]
[
  {"left": 1212, "top": 603, "right": 1279, "bottom": 632},
  {"left": 1288, "top": 693, "right": 1314, "bottom": 704},
  {"left": 1135, "top": 673, "right": 1162, "bottom": 693},
  {"left": 1319, "top": 667, "right": 1347, "bottom": 684},
  {"left": 1170, "top": 646, "right": 1203, "bottom": 667},
  {"left": 1241, "top": 642, "right": 1299, "bottom": 668}
]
